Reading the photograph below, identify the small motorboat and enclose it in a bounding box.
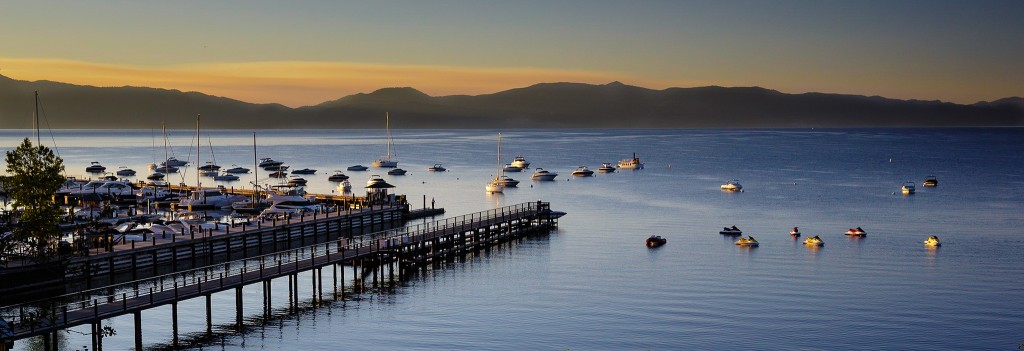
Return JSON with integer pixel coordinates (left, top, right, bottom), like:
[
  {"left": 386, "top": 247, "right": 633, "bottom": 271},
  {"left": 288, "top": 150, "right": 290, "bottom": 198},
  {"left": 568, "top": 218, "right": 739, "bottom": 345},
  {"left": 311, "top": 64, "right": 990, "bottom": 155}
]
[
  {"left": 427, "top": 164, "right": 447, "bottom": 172},
  {"left": 214, "top": 173, "right": 239, "bottom": 181},
  {"left": 387, "top": 168, "right": 407, "bottom": 175},
  {"left": 923, "top": 175, "right": 938, "bottom": 187},
  {"left": 269, "top": 171, "right": 288, "bottom": 178},
  {"left": 155, "top": 165, "right": 178, "bottom": 173},
  {"left": 719, "top": 226, "right": 742, "bottom": 235},
  {"left": 366, "top": 175, "right": 386, "bottom": 187},
  {"left": 485, "top": 179, "right": 504, "bottom": 193},
  {"left": 258, "top": 158, "right": 283, "bottom": 168},
  {"left": 503, "top": 164, "right": 523, "bottom": 172},
  {"left": 531, "top": 168, "right": 558, "bottom": 181},
  {"left": 843, "top": 227, "right": 867, "bottom": 237},
  {"left": 497, "top": 175, "right": 519, "bottom": 187},
  {"left": 790, "top": 227, "right": 801, "bottom": 238},
  {"left": 224, "top": 166, "right": 250, "bottom": 174},
  {"left": 902, "top": 181, "right": 916, "bottom": 194},
  {"left": 287, "top": 175, "right": 308, "bottom": 186},
  {"left": 263, "top": 164, "right": 289, "bottom": 171},
  {"left": 201, "top": 169, "right": 219, "bottom": 177},
  {"left": 735, "top": 236, "right": 759, "bottom": 247},
  {"left": 597, "top": 163, "right": 616, "bottom": 173},
  {"left": 571, "top": 165, "right": 594, "bottom": 177},
  {"left": 146, "top": 173, "right": 165, "bottom": 181},
  {"left": 804, "top": 236, "right": 824, "bottom": 247},
  {"left": 116, "top": 166, "right": 136, "bottom": 176},
  {"left": 327, "top": 170, "right": 350, "bottom": 181},
  {"left": 721, "top": 179, "right": 743, "bottom": 192},
  {"left": 198, "top": 162, "right": 221, "bottom": 172},
  {"left": 510, "top": 156, "right": 531, "bottom": 169},
  {"left": 347, "top": 165, "right": 369, "bottom": 171},
  {"left": 617, "top": 152, "right": 643, "bottom": 170},
  {"left": 924, "top": 235, "right": 941, "bottom": 247},
  {"left": 646, "top": 235, "right": 667, "bottom": 248},
  {"left": 291, "top": 168, "right": 317, "bottom": 175},
  {"left": 162, "top": 157, "right": 189, "bottom": 167},
  {"left": 85, "top": 161, "right": 107, "bottom": 173},
  {"left": 336, "top": 179, "right": 352, "bottom": 193}
]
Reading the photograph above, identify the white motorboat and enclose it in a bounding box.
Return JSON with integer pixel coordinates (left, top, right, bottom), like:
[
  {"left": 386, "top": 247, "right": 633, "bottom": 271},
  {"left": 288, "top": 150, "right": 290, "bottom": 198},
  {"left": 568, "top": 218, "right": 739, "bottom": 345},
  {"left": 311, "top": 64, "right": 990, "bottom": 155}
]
[
  {"left": 179, "top": 188, "right": 247, "bottom": 209},
  {"left": 224, "top": 166, "right": 250, "bottom": 174},
  {"left": 387, "top": 168, "right": 407, "bottom": 175},
  {"left": 617, "top": 153, "right": 644, "bottom": 170},
  {"left": 924, "top": 235, "right": 941, "bottom": 247},
  {"left": 366, "top": 175, "right": 386, "bottom": 187},
  {"left": 502, "top": 164, "right": 523, "bottom": 172},
  {"left": 531, "top": 168, "right": 558, "bottom": 181},
  {"left": 198, "top": 162, "right": 221, "bottom": 172},
  {"left": 287, "top": 175, "right": 308, "bottom": 185},
  {"left": 116, "top": 166, "right": 136, "bottom": 176},
  {"left": 902, "top": 181, "right": 916, "bottom": 194},
  {"left": 162, "top": 157, "right": 189, "bottom": 167},
  {"left": 497, "top": 175, "right": 520, "bottom": 187},
  {"left": 146, "top": 173, "right": 165, "bottom": 181},
  {"left": 427, "top": 164, "right": 447, "bottom": 172},
  {"left": 372, "top": 112, "right": 399, "bottom": 168},
  {"left": 58, "top": 179, "right": 106, "bottom": 195},
  {"left": 735, "top": 236, "right": 759, "bottom": 247},
  {"left": 328, "top": 170, "right": 350, "bottom": 181},
  {"left": 597, "top": 163, "right": 616, "bottom": 173},
  {"left": 336, "top": 179, "right": 352, "bottom": 193},
  {"left": 721, "top": 179, "right": 743, "bottom": 192},
  {"left": 258, "top": 195, "right": 322, "bottom": 218},
  {"left": 214, "top": 173, "right": 239, "bottom": 181},
  {"left": 200, "top": 169, "right": 219, "bottom": 177},
  {"left": 804, "top": 236, "right": 824, "bottom": 247},
  {"left": 719, "top": 226, "right": 742, "bottom": 235},
  {"left": 291, "top": 168, "right": 317, "bottom": 175},
  {"left": 485, "top": 180, "right": 504, "bottom": 193},
  {"left": 258, "top": 158, "right": 284, "bottom": 168},
  {"left": 789, "top": 227, "right": 801, "bottom": 237},
  {"left": 72, "top": 181, "right": 134, "bottom": 199},
  {"left": 347, "top": 165, "right": 369, "bottom": 171},
  {"left": 571, "top": 165, "right": 594, "bottom": 177},
  {"left": 85, "top": 161, "right": 107, "bottom": 173},
  {"left": 155, "top": 165, "right": 179, "bottom": 173},
  {"left": 510, "top": 156, "right": 531, "bottom": 169}
]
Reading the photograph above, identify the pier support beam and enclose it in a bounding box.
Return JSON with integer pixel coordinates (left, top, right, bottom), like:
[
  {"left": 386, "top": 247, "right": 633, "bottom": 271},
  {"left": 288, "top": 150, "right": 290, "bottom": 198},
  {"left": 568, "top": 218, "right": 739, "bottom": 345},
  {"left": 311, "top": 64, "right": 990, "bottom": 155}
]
[
  {"left": 205, "top": 294, "right": 212, "bottom": 335},
  {"left": 236, "top": 286, "right": 243, "bottom": 331},
  {"left": 171, "top": 302, "right": 179, "bottom": 348},
  {"left": 134, "top": 310, "right": 142, "bottom": 351}
]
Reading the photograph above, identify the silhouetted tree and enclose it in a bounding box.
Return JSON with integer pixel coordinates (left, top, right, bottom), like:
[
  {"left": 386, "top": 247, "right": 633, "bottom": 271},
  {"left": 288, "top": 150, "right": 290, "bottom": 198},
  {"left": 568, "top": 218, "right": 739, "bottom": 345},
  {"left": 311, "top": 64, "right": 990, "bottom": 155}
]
[{"left": 4, "top": 138, "right": 65, "bottom": 260}]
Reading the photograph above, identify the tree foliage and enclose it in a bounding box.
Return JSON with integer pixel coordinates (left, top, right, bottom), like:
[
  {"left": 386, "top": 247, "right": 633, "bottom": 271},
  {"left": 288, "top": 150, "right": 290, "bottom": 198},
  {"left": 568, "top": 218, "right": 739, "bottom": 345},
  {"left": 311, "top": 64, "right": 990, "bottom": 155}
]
[{"left": 4, "top": 138, "right": 66, "bottom": 258}]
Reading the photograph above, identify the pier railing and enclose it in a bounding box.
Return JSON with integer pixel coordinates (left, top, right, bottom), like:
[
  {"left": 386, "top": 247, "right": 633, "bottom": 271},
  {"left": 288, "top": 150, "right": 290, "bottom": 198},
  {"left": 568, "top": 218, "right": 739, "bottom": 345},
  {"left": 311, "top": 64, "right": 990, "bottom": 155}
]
[{"left": 0, "top": 201, "right": 547, "bottom": 338}]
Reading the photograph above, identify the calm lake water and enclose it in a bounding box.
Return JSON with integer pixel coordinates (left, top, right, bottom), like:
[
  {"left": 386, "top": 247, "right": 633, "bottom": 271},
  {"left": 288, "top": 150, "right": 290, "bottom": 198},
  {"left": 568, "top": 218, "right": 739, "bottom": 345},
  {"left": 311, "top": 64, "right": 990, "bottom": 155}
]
[{"left": 2, "top": 128, "right": 1023, "bottom": 350}]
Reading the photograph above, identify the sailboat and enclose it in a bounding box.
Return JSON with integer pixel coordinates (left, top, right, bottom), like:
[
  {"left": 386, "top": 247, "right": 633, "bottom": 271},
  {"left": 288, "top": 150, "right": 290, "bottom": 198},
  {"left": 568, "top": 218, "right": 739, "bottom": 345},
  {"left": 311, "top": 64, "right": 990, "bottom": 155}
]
[
  {"left": 486, "top": 132, "right": 506, "bottom": 193},
  {"left": 198, "top": 139, "right": 222, "bottom": 175},
  {"left": 153, "top": 123, "right": 179, "bottom": 174},
  {"left": 372, "top": 112, "right": 399, "bottom": 168}
]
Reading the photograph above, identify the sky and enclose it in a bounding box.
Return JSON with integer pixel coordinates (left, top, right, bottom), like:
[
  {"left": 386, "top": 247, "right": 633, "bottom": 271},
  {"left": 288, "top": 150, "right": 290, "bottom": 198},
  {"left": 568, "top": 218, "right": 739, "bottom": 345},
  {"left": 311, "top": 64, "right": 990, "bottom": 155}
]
[{"left": 0, "top": 0, "right": 1021, "bottom": 107}]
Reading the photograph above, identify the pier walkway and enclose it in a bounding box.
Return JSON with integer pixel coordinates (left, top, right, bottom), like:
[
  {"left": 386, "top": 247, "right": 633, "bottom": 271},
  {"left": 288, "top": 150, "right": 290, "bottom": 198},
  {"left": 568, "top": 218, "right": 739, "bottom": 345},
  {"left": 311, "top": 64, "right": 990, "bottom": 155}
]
[{"left": 0, "top": 201, "right": 557, "bottom": 349}]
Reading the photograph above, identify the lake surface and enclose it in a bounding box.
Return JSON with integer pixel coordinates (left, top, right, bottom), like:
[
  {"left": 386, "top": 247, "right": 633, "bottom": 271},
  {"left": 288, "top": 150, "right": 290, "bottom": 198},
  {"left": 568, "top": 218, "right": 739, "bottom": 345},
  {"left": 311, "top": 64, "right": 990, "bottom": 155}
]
[{"left": 3, "top": 128, "right": 1023, "bottom": 350}]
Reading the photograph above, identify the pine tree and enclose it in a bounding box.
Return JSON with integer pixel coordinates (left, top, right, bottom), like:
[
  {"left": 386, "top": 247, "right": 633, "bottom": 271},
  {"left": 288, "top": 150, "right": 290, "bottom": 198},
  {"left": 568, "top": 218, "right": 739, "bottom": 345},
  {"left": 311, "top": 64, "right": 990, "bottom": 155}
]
[{"left": 3, "top": 138, "right": 66, "bottom": 259}]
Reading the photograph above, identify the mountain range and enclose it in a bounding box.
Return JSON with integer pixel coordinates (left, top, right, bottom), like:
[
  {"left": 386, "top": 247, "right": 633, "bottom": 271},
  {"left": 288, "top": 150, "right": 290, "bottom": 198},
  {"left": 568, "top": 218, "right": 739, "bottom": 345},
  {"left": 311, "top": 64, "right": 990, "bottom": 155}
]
[{"left": 1, "top": 74, "right": 1021, "bottom": 129}]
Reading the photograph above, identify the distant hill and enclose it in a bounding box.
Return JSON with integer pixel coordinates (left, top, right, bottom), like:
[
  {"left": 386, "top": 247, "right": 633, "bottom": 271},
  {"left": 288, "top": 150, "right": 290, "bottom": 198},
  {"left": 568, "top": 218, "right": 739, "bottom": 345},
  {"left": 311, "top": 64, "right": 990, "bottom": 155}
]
[{"left": 1, "top": 74, "right": 1021, "bottom": 128}]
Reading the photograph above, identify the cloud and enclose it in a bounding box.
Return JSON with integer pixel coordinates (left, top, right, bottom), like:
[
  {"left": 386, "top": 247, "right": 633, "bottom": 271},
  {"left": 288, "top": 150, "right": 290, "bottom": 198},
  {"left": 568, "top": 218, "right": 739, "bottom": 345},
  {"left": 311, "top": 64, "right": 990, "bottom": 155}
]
[{"left": 0, "top": 58, "right": 666, "bottom": 107}]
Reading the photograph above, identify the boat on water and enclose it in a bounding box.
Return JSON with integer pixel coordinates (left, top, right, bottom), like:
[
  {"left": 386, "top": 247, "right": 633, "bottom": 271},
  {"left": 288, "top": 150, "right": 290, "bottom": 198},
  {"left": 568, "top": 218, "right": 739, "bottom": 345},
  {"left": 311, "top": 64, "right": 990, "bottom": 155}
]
[
  {"left": 116, "top": 166, "right": 136, "bottom": 176},
  {"left": 71, "top": 181, "right": 134, "bottom": 199},
  {"left": 844, "top": 227, "right": 867, "bottom": 237},
  {"left": 263, "top": 164, "right": 289, "bottom": 172},
  {"left": 387, "top": 168, "right": 407, "bottom": 175},
  {"left": 510, "top": 156, "right": 530, "bottom": 169},
  {"left": 597, "top": 163, "right": 616, "bottom": 173},
  {"left": 721, "top": 179, "right": 743, "bottom": 192},
  {"left": 224, "top": 165, "right": 250, "bottom": 174},
  {"left": 269, "top": 171, "right": 288, "bottom": 178},
  {"left": 287, "top": 175, "right": 308, "bottom": 186},
  {"left": 646, "top": 235, "right": 667, "bottom": 248},
  {"left": 617, "top": 152, "right": 643, "bottom": 170},
  {"left": 372, "top": 112, "right": 399, "bottom": 168},
  {"left": 291, "top": 168, "right": 317, "bottom": 175},
  {"left": 503, "top": 164, "right": 523, "bottom": 172},
  {"left": 427, "top": 164, "right": 447, "bottom": 172},
  {"left": 85, "top": 161, "right": 106, "bottom": 173},
  {"left": 804, "top": 236, "right": 824, "bottom": 247},
  {"left": 258, "top": 158, "right": 284, "bottom": 168},
  {"left": 366, "top": 175, "right": 386, "bottom": 187},
  {"left": 571, "top": 166, "right": 594, "bottom": 177},
  {"left": 146, "top": 173, "right": 165, "bottom": 181},
  {"left": 790, "top": 227, "right": 801, "bottom": 238},
  {"left": 719, "top": 226, "right": 742, "bottom": 235},
  {"left": 735, "top": 236, "right": 759, "bottom": 247},
  {"left": 924, "top": 235, "right": 941, "bottom": 247},
  {"left": 496, "top": 175, "right": 520, "bottom": 187},
  {"left": 162, "top": 157, "right": 189, "bottom": 167},
  {"left": 532, "top": 168, "right": 558, "bottom": 181},
  {"left": 347, "top": 165, "right": 369, "bottom": 171},
  {"left": 201, "top": 169, "right": 219, "bottom": 177},
  {"left": 902, "top": 181, "right": 916, "bottom": 194},
  {"left": 328, "top": 171, "right": 350, "bottom": 181},
  {"left": 336, "top": 179, "right": 352, "bottom": 193},
  {"left": 155, "top": 165, "right": 179, "bottom": 173},
  {"left": 486, "top": 132, "right": 506, "bottom": 193},
  {"left": 923, "top": 175, "right": 938, "bottom": 187},
  {"left": 214, "top": 173, "right": 239, "bottom": 181},
  {"left": 198, "top": 162, "right": 221, "bottom": 172},
  {"left": 179, "top": 188, "right": 247, "bottom": 209}
]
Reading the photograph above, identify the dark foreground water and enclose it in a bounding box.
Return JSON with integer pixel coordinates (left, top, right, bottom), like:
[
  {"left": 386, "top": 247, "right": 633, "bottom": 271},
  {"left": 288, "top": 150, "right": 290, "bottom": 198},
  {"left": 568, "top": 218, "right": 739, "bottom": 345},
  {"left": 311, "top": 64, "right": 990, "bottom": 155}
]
[{"left": 3, "top": 128, "right": 1023, "bottom": 350}]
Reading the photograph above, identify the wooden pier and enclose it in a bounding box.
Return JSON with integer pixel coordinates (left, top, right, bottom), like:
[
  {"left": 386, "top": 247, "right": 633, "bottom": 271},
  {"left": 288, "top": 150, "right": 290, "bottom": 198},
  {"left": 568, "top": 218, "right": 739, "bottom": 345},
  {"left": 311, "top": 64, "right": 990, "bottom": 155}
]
[{"left": 0, "top": 201, "right": 557, "bottom": 350}]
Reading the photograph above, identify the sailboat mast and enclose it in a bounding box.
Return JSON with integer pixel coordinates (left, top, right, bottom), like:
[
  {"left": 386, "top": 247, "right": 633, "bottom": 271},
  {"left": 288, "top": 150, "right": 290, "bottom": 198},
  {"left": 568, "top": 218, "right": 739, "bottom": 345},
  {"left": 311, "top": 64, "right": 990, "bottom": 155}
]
[
  {"left": 498, "top": 132, "right": 502, "bottom": 177},
  {"left": 386, "top": 112, "right": 391, "bottom": 161},
  {"left": 196, "top": 114, "right": 201, "bottom": 189},
  {"left": 163, "top": 122, "right": 169, "bottom": 169},
  {"left": 253, "top": 132, "right": 259, "bottom": 199}
]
